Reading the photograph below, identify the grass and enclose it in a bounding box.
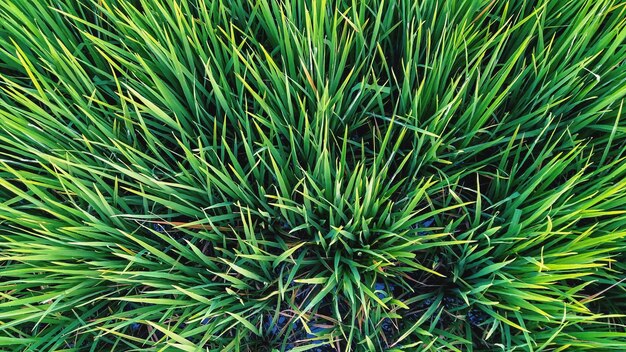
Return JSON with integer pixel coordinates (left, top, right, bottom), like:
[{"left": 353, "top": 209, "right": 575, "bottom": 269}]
[{"left": 0, "top": 0, "right": 625, "bottom": 350}]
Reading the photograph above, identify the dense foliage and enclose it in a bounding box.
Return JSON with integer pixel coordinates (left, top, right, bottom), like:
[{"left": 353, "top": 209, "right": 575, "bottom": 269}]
[{"left": 1, "top": 0, "right": 626, "bottom": 350}]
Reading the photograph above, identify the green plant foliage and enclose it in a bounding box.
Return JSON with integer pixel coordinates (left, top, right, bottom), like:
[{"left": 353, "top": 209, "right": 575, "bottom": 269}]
[{"left": 1, "top": 0, "right": 626, "bottom": 350}]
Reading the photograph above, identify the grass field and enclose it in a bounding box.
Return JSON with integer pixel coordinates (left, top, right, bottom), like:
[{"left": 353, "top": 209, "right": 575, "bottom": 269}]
[{"left": 1, "top": 0, "right": 626, "bottom": 350}]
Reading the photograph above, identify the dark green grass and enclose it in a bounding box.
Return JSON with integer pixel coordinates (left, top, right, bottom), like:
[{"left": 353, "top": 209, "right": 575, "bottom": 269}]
[{"left": 1, "top": 0, "right": 626, "bottom": 350}]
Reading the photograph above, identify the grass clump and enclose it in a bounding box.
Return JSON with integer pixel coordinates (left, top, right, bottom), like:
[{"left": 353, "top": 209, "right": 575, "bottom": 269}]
[{"left": 1, "top": 0, "right": 626, "bottom": 350}]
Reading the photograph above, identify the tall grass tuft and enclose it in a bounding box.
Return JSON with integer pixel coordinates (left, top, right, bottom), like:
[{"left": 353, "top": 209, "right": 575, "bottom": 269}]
[{"left": 1, "top": 0, "right": 626, "bottom": 350}]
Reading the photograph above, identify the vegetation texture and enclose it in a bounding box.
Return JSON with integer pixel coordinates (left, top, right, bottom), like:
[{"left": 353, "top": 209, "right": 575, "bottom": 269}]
[{"left": 1, "top": 0, "right": 626, "bottom": 351}]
